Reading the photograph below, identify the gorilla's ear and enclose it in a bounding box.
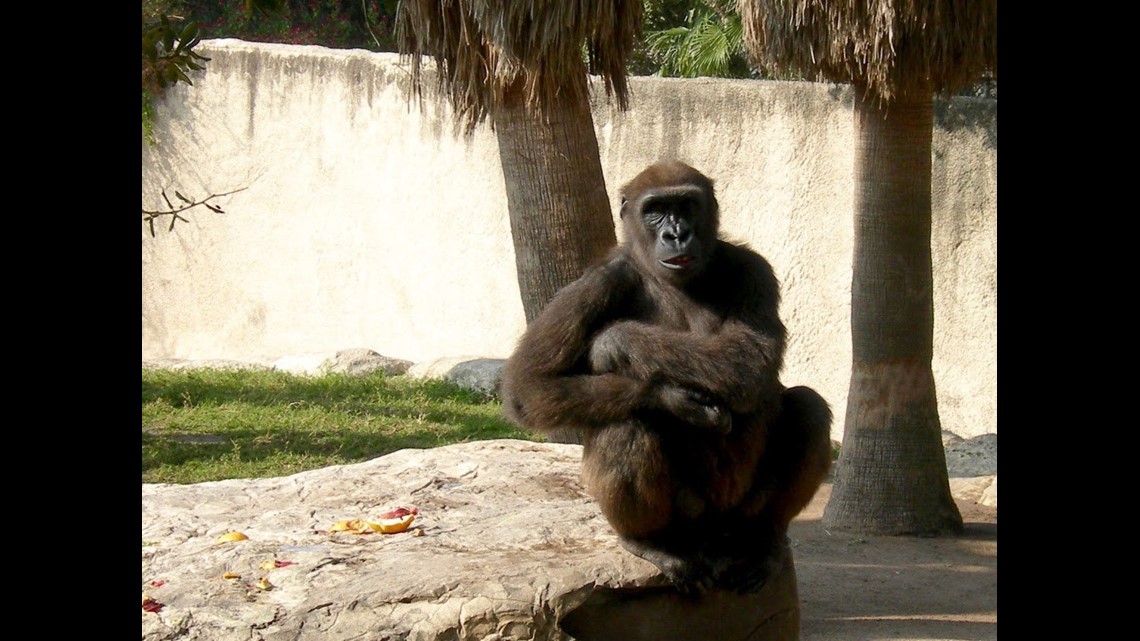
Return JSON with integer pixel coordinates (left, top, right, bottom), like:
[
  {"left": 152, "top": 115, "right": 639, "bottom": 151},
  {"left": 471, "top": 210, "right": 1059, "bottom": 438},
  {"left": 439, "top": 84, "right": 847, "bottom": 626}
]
[{"left": 619, "top": 195, "right": 629, "bottom": 218}]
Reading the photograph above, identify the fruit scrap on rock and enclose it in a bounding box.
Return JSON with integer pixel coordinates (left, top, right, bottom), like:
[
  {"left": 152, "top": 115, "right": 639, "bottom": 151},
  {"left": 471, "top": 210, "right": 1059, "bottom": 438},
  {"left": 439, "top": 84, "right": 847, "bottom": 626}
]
[
  {"left": 376, "top": 506, "right": 419, "bottom": 519},
  {"left": 142, "top": 596, "right": 164, "bottom": 613},
  {"left": 370, "top": 513, "right": 415, "bottom": 534},
  {"left": 216, "top": 531, "right": 249, "bottom": 543},
  {"left": 329, "top": 519, "right": 373, "bottom": 534},
  {"left": 259, "top": 559, "right": 297, "bottom": 571},
  {"left": 371, "top": 505, "right": 419, "bottom": 534},
  {"left": 328, "top": 507, "right": 419, "bottom": 535}
]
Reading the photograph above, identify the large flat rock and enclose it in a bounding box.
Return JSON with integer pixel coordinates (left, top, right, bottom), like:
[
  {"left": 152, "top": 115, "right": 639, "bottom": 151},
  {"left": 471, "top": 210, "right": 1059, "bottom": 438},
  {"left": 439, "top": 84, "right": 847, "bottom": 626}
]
[{"left": 142, "top": 440, "right": 800, "bottom": 640}]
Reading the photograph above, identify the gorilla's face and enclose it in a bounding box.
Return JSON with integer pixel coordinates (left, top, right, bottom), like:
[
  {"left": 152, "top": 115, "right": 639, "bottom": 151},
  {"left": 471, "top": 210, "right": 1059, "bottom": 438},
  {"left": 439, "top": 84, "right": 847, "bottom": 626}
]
[
  {"left": 643, "top": 193, "right": 704, "bottom": 276},
  {"left": 624, "top": 185, "right": 717, "bottom": 285}
]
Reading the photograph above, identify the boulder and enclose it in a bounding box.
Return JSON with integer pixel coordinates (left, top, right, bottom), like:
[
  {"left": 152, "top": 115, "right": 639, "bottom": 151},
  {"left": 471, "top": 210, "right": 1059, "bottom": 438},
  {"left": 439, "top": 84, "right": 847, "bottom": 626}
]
[
  {"left": 944, "top": 433, "right": 996, "bottom": 478},
  {"left": 143, "top": 358, "right": 273, "bottom": 371},
  {"left": 943, "top": 433, "right": 997, "bottom": 508},
  {"left": 324, "top": 348, "right": 414, "bottom": 376},
  {"left": 272, "top": 349, "right": 413, "bottom": 377},
  {"left": 406, "top": 357, "right": 506, "bottom": 397},
  {"left": 979, "top": 477, "right": 997, "bottom": 508},
  {"left": 142, "top": 440, "right": 800, "bottom": 640}
]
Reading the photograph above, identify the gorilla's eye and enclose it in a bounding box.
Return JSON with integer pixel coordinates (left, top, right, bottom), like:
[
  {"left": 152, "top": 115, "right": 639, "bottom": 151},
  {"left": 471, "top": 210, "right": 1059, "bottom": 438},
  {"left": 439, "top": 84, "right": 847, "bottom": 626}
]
[{"left": 642, "top": 209, "right": 666, "bottom": 228}]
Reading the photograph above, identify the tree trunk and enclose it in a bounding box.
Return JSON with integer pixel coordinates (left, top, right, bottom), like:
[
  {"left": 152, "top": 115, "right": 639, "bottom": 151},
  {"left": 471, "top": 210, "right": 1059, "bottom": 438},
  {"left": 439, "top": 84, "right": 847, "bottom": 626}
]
[
  {"left": 821, "top": 84, "right": 963, "bottom": 535},
  {"left": 493, "top": 64, "right": 618, "bottom": 444},
  {"left": 492, "top": 72, "right": 617, "bottom": 323}
]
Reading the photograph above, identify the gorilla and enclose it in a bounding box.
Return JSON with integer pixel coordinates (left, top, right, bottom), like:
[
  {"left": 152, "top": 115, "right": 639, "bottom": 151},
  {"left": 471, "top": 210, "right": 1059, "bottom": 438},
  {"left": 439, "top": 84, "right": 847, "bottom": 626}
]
[{"left": 500, "top": 160, "right": 832, "bottom": 595}]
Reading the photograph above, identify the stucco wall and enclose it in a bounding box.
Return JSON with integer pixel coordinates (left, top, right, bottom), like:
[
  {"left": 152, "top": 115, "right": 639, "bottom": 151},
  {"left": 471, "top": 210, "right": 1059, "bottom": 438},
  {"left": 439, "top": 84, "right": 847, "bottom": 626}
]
[{"left": 142, "top": 40, "right": 997, "bottom": 441}]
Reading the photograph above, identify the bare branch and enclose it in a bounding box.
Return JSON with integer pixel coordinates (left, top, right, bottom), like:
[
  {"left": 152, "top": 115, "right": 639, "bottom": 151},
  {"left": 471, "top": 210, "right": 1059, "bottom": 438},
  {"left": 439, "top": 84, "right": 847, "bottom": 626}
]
[{"left": 142, "top": 187, "right": 247, "bottom": 235}]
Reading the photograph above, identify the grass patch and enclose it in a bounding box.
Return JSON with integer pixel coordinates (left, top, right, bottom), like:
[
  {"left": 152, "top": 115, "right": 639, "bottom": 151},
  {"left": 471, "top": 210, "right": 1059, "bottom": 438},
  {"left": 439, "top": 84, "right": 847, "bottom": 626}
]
[{"left": 142, "top": 368, "right": 539, "bottom": 484}]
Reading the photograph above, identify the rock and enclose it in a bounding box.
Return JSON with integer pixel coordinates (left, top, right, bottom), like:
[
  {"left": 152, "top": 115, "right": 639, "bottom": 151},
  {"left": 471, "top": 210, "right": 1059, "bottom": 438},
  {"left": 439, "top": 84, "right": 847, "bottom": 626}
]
[
  {"left": 942, "top": 433, "right": 997, "bottom": 508},
  {"left": 323, "top": 348, "right": 413, "bottom": 376},
  {"left": 441, "top": 358, "right": 506, "bottom": 397},
  {"left": 144, "top": 358, "right": 273, "bottom": 372},
  {"left": 266, "top": 352, "right": 331, "bottom": 375},
  {"left": 272, "top": 349, "right": 412, "bottom": 377},
  {"left": 406, "top": 356, "right": 483, "bottom": 379},
  {"left": 944, "top": 433, "right": 997, "bottom": 478},
  {"left": 406, "top": 357, "right": 506, "bottom": 397},
  {"left": 979, "top": 477, "right": 997, "bottom": 507},
  {"left": 561, "top": 577, "right": 799, "bottom": 641},
  {"left": 142, "top": 440, "right": 800, "bottom": 641},
  {"left": 948, "top": 475, "right": 997, "bottom": 506}
]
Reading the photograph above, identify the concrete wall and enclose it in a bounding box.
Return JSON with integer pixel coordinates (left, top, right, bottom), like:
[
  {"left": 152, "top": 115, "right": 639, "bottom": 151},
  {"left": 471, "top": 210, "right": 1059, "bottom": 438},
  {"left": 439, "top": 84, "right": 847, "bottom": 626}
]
[{"left": 142, "top": 40, "right": 997, "bottom": 441}]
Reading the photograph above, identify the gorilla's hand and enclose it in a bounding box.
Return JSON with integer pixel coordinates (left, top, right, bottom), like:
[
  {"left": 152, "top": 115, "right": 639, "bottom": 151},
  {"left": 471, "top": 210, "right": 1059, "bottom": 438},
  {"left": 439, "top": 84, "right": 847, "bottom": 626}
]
[
  {"left": 654, "top": 384, "right": 732, "bottom": 434},
  {"left": 589, "top": 324, "right": 730, "bottom": 434},
  {"left": 587, "top": 324, "right": 631, "bottom": 374}
]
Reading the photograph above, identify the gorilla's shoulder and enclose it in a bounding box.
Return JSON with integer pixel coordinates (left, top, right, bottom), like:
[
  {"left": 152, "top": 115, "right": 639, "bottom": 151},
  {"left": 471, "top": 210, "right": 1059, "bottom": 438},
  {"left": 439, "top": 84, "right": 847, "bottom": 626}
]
[
  {"left": 589, "top": 247, "right": 642, "bottom": 280},
  {"left": 715, "top": 240, "right": 776, "bottom": 276},
  {"left": 558, "top": 247, "right": 641, "bottom": 296}
]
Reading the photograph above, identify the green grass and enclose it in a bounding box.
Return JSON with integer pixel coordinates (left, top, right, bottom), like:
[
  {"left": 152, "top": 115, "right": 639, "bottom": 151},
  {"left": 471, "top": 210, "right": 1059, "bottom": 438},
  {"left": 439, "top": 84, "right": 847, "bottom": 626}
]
[{"left": 142, "top": 368, "right": 539, "bottom": 484}]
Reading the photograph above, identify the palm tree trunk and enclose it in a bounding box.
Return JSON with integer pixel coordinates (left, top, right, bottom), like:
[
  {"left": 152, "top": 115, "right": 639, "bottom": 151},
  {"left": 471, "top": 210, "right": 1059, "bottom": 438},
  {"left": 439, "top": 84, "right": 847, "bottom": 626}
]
[
  {"left": 492, "top": 72, "right": 617, "bottom": 324},
  {"left": 492, "top": 64, "right": 617, "bottom": 445},
  {"left": 822, "top": 83, "right": 963, "bottom": 535}
]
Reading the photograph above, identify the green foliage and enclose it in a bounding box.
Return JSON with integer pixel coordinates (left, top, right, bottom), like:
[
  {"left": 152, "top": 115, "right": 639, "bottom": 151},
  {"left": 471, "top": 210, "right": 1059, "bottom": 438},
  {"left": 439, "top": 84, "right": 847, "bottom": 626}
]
[
  {"left": 142, "top": 368, "right": 539, "bottom": 484},
  {"left": 142, "top": 16, "right": 210, "bottom": 94},
  {"left": 631, "top": 1, "right": 754, "bottom": 79},
  {"left": 142, "top": 90, "right": 157, "bottom": 146},
  {"left": 141, "top": 10, "right": 210, "bottom": 145},
  {"left": 646, "top": 7, "right": 748, "bottom": 78},
  {"left": 172, "top": 1, "right": 401, "bottom": 51},
  {"left": 634, "top": 1, "right": 806, "bottom": 80}
]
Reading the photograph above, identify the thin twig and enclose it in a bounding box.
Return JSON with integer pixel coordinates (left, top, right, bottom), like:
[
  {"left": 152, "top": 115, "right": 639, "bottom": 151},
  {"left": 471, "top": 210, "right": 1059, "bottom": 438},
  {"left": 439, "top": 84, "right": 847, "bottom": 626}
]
[{"left": 142, "top": 187, "right": 247, "bottom": 237}]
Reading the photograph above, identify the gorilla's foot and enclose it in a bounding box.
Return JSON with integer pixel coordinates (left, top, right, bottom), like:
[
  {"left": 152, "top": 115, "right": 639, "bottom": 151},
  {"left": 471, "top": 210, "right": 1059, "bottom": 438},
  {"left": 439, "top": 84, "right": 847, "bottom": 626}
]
[
  {"left": 619, "top": 537, "right": 715, "bottom": 597},
  {"left": 715, "top": 536, "right": 789, "bottom": 594}
]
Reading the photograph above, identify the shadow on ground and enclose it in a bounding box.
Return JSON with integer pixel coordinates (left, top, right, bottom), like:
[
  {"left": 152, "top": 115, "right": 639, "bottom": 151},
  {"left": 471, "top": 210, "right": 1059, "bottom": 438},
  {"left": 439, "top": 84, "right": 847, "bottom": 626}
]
[{"left": 791, "top": 484, "right": 997, "bottom": 641}]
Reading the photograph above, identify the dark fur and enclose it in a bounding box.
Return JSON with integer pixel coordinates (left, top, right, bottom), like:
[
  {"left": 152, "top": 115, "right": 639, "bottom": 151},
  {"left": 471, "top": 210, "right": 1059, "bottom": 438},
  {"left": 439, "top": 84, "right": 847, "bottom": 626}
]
[{"left": 500, "top": 161, "right": 832, "bottom": 595}]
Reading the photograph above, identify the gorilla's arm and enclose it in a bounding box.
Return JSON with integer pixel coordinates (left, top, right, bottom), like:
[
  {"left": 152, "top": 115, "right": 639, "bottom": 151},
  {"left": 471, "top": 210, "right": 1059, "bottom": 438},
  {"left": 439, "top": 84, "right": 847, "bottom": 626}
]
[
  {"left": 500, "top": 255, "right": 662, "bottom": 433},
  {"left": 586, "top": 244, "right": 787, "bottom": 415}
]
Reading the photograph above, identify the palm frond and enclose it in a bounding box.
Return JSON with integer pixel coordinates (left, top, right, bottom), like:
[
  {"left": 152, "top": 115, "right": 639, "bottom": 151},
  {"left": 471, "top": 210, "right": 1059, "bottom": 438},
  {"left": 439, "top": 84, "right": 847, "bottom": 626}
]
[
  {"left": 397, "top": 0, "right": 643, "bottom": 133},
  {"left": 741, "top": 0, "right": 997, "bottom": 101},
  {"left": 683, "top": 12, "right": 738, "bottom": 77},
  {"left": 645, "top": 8, "right": 745, "bottom": 78}
]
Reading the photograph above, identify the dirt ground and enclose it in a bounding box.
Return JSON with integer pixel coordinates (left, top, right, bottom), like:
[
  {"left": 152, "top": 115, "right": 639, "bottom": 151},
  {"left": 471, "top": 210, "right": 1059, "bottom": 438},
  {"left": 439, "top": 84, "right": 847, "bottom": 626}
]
[{"left": 789, "top": 483, "right": 997, "bottom": 641}]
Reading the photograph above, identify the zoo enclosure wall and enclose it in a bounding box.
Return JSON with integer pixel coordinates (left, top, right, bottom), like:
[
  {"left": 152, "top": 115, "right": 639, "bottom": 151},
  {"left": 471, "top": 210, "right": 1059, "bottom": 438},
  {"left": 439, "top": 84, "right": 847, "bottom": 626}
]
[{"left": 142, "top": 40, "right": 997, "bottom": 442}]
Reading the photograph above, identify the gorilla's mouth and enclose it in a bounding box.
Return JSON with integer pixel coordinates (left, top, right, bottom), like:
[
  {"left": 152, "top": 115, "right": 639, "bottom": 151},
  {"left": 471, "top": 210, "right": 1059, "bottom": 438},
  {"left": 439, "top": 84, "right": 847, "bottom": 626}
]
[{"left": 662, "top": 255, "right": 697, "bottom": 269}]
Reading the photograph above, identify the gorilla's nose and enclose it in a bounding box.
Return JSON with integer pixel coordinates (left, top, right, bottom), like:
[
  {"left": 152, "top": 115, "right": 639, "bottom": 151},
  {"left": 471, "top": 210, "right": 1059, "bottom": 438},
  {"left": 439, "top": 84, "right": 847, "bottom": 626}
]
[{"left": 664, "top": 225, "right": 692, "bottom": 246}]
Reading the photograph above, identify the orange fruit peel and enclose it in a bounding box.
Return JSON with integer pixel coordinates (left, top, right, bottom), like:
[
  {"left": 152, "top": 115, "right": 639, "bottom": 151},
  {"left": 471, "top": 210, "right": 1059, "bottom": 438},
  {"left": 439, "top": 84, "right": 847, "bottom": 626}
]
[{"left": 370, "top": 513, "right": 415, "bottom": 534}]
